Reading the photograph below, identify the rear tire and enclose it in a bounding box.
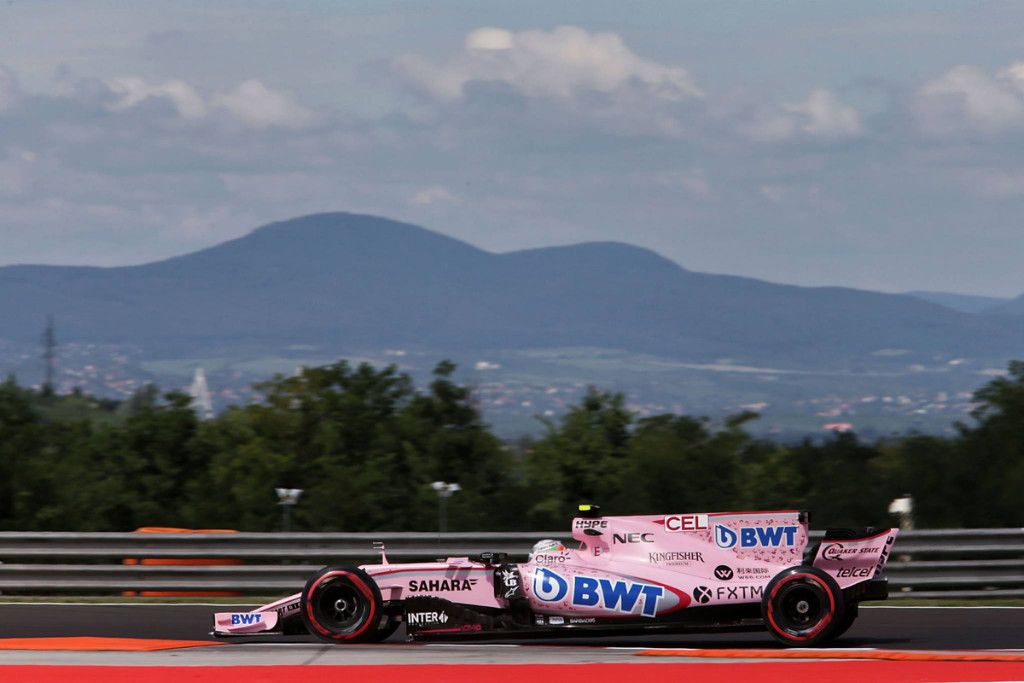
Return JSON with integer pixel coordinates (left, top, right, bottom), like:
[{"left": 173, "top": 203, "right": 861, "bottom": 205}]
[
  {"left": 831, "top": 602, "right": 859, "bottom": 640},
  {"left": 762, "top": 566, "right": 844, "bottom": 647},
  {"left": 300, "top": 566, "right": 388, "bottom": 644}
]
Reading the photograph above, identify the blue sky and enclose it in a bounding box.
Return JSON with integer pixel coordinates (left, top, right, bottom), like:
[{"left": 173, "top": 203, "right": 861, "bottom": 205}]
[{"left": 2, "top": 1, "right": 1024, "bottom": 296}]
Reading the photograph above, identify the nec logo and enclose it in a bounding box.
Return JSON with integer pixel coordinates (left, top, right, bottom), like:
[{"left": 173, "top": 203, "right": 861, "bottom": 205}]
[
  {"left": 612, "top": 532, "right": 654, "bottom": 544},
  {"left": 663, "top": 514, "right": 709, "bottom": 532},
  {"left": 230, "top": 613, "right": 262, "bottom": 625},
  {"left": 715, "top": 525, "right": 798, "bottom": 549}
]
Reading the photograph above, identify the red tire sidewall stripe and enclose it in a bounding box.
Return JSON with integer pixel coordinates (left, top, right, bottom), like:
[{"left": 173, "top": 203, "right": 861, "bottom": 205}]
[
  {"left": 305, "top": 570, "right": 378, "bottom": 641},
  {"left": 766, "top": 572, "right": 836, "bottom": 642}
]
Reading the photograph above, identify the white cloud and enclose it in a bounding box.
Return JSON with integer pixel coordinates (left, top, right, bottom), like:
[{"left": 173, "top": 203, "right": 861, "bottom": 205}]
[
  {"left": 0, "top": 65, "right": 22, "bottom": 113},
  {"left": 916, "top": 63, "right": 1024, "bottom": 134},
  {"left": 785, "top": 89, "right": 863, "bottom": 138},
  {"left": 211, "top": 79, "right": 314, "bottom": 129},
  {"left": 410, "top": 185, "right": 458, "bottom": 205},
  {"left": 106, "top": 77, "right": 207, "bottom": 119},
  {"left": 396, "top": 25, "right": 703, "bottom": 103},
  {"left": 103, "top": 76, "right": 314, "bottom": 129},
  {"left": 739, "top": 89, "right": 862, "bottom": 142},
  {"left": 0, "top": 162, "right": 27, "bottom": 196},
  {"left": 656, "top": 168, "right": 711, "bottom": 198},
  {"left": 959, "top": 169, "right": 1024, "bottom": 198}
]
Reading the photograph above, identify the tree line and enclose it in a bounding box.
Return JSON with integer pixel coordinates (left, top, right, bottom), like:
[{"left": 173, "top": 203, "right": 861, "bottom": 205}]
[{"left": 1, "top": 359, "right": 1022, "bottom": 532}]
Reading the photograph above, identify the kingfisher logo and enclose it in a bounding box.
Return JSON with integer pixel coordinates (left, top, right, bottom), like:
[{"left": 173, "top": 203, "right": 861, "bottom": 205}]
[
  {"left": 230, "top": 613, "right": 262, "bottom": 625},
  {"left": 715, "top": 525, "right": 797, "bottom": 549},
  {"left": 532, "top": 568, "right": 665, "bottom": 617}
]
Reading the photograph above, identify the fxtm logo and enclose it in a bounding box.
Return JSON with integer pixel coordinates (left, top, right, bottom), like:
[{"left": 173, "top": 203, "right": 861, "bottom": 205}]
[
  {"left": 532, "top": 568, "right": 664, "bottom": 617},
  {"left": 230, "top": 613, "right": 262, "bottom": 625},
  {"left": 714, "top": 525, "right": 797, "bottom": 549},
  {"left": 693, "top": 585, "right": 763, "bottom": 603}
]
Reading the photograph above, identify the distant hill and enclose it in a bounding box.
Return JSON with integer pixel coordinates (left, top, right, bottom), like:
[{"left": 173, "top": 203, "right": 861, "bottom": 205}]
[
  {"left": 986, "top": 294, "right": 1024, "bottom": 316},
  {"left": 1, "top": 212, "right": 1022, "bottom": 368},
  {"left": 905, "top": 291, "right": 1011, "bottom": 314}
]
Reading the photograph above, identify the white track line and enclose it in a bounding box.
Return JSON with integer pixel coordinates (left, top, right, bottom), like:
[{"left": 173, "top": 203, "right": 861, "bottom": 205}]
[
  {"left": 0, "top": 602, "right": 258, "bottom": 607},
  {"left": 862, "top": 605, "right": 1024, "bottom": 609}
]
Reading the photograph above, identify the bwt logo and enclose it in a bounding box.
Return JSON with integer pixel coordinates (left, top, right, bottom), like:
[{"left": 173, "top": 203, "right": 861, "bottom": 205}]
[
  {"left": 715, "top": 525, "right": 798, "bottom": 549},
  {"left": 230, "top": 613, "right": 262, "bottom": 625},
  {"left": 533, "top": 567, "right": 570, "bottom": 602},
  {"left": 532, "top": 568, "right": 664, "bottom": 617}
]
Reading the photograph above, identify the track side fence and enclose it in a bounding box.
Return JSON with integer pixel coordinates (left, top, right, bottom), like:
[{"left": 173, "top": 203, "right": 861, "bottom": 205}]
[{"left": 0, "top": 529, "right": 1020, "bottom": 599}]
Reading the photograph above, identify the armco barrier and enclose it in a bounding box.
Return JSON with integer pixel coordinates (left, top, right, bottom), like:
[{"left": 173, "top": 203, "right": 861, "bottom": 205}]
[{"left": 0, "top": 528, "right": 1020, "bottom": 597}]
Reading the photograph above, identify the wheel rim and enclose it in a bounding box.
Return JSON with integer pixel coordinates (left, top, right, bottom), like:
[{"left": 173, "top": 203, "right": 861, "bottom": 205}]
[
  {"left": 772, "top": 579, "right": 830, "bottom": 636},
  {"left": 311, "top": 578, "right": 369, "bottom": 633}
]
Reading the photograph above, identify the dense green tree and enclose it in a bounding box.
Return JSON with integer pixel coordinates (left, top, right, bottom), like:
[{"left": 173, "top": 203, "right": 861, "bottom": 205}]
[
  {"left": 2, "top": 358, "right": 1024, "bottom": 532},
  {"left": 525, "top": 388, "right": 633, "bottom": 528},
  {"left": 956, "top": 360, "right": 1024, "bottom": 526},
  {"left": 0, "top": 378, "right": 43, "bottom": 527}
]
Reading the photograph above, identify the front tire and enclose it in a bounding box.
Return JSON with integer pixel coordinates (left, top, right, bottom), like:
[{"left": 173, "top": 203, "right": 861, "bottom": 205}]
[
  {"left": 300, "top": 566, "right": 387, "bottom": 644},
  {"left": 762, "top": 566, "right": 844, "bottom": 647}
]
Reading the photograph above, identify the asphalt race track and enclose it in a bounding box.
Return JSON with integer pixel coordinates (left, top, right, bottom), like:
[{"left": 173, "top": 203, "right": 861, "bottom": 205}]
[
  {"left": 0, "top": 603, "right": 1022, "bottom": 652},
  {"left": 1, "top": 603, "right": 1023, "bottom": 683}
]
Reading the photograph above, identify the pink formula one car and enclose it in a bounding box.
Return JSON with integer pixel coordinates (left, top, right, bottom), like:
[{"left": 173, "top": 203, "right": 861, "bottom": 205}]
[{"left": 213, "top": 508, "right": 897, "bottom": 646}]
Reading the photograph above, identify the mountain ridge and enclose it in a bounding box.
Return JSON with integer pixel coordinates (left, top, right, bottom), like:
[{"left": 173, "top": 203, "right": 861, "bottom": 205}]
[{"left": 0, "top": 212, "right": 1021, "bottom": 369}]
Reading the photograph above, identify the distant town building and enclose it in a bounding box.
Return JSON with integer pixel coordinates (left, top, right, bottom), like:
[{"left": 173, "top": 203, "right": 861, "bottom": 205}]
[{"left": 189, "top": 368, "right": 214, "bottom": 420}]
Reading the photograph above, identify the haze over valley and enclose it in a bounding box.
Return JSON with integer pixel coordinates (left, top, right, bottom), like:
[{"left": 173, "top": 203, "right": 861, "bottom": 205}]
[{"left": 2, "top": 212, "right": 1021, "bottom": 438}]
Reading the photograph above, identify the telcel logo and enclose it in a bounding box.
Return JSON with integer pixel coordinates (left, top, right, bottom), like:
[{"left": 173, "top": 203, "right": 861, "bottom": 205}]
[
  {"left": 230, "top": 613, "right": 262, "bottom": 625},
  {"left": 715, "top": 525, "right": 798, "bottom": 549},
  {"left": 664, "top": 514, "right": 709, "bottom": 532}
]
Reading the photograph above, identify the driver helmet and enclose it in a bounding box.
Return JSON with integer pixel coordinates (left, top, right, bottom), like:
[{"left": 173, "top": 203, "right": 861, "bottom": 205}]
[{"left": 530, "top": 539, "right": 566, "bottom": 558}]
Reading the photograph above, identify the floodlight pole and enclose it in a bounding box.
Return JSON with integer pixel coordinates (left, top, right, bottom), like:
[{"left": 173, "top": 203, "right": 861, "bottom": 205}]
[
  {"left": 430, "top": 481, "right": 461, "bottom": 535},
  {"left": 275, "top": 488, "right": 304, "bottom": 532}
]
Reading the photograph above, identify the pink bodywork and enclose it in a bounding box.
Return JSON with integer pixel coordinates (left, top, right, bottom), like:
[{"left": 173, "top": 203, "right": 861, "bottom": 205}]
[{"left": 213, "top": 511, "right": 898, "bottom": 635}]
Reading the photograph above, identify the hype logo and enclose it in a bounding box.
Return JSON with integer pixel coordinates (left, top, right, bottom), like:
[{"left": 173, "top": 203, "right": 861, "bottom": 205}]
[{"left": 532, "top": 567, "right": 569, "bottom": 602}]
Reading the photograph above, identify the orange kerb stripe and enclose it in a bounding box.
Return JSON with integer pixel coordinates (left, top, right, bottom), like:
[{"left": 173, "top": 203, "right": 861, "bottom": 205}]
[
  {"left": 0, "top": 637, "right": 223, "bottom": 651},
  {"left": 636, "top": 648, "right": 1024, "bottom": 663}
]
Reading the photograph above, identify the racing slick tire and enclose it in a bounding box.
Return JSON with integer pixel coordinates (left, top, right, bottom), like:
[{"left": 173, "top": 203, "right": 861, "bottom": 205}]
[
  {"left": 830, "top": 602, "right": 859, "bottom": 640},
  {"left": 300, "top": 566, "right": 389, "bottom": 644},
  {"left": 762, "top": 566, "right": 844, "bottom": 647}
]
